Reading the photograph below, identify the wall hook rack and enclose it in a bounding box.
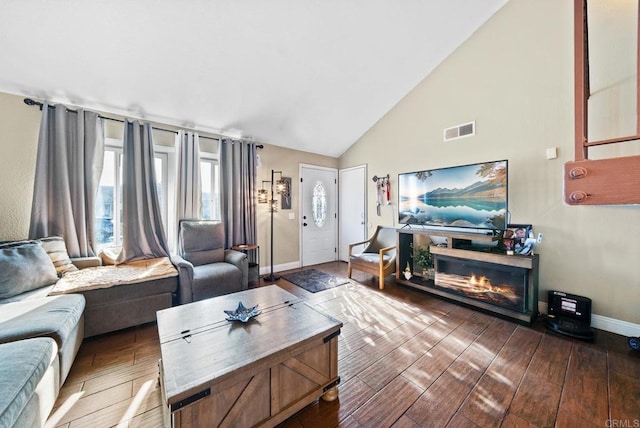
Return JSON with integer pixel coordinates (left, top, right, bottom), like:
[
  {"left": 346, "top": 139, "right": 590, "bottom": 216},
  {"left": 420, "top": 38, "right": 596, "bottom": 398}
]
[{"left": 372, "top": 174, "right": 389, "bottom": 183}]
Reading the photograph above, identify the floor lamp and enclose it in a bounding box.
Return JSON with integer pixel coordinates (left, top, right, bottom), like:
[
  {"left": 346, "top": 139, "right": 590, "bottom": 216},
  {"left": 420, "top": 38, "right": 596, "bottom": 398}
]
[{"left": 259, "top": 169, "right": 288, "bottom": 282}]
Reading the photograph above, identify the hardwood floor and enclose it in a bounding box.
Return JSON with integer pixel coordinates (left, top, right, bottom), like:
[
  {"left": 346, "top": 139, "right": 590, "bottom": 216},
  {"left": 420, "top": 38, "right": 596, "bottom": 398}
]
[{"left": 46, "top": 262, "right": 640, "bottom": 427}]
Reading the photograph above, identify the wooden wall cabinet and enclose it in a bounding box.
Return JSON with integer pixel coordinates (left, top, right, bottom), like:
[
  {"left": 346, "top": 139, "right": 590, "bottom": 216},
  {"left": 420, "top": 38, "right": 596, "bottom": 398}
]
[{"left": 567, "top": 0, "right": 640, "bottom": 205}]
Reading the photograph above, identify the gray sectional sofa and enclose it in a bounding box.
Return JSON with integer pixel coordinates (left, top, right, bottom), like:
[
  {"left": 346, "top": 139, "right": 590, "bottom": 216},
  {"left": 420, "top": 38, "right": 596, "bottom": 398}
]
[
  {"left": 0, "top": 239, "right": 85, "bottom": 427},
  {"left": 58, "top": 254, "right": 178, "bottom": 338},
  {"left": 0, "top": 238, "right": 178, "bottom": 427},
  {"left": 0, "top": 338, "right": 61, "bottom": 428}
]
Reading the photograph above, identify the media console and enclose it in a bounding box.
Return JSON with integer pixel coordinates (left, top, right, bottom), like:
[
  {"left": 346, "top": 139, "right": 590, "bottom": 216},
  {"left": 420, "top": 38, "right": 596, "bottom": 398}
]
[{"left": 396, "top": 228, "right": 539, "bottom": 324}]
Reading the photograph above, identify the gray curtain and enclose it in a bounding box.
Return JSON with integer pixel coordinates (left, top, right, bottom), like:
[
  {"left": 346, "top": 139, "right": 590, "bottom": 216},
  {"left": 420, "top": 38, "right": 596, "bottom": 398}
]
[
  {"left": 116, "top": 120, "right": 169, "bottom": 263},
  {"left": 176, "top": 130, "right": 202, "bottom": 222},
  {"left": 29, "top": 103, "right": 104, "bottom": 258},
  {"left": 220, "top": 139, "right": 257, "bottom": 258}
]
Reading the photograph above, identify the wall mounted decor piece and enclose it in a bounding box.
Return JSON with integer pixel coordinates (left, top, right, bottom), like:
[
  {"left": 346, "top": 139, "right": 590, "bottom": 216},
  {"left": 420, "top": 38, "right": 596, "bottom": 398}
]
[{"left": 281, "top": 177, "right": 292, "bottom": 209}]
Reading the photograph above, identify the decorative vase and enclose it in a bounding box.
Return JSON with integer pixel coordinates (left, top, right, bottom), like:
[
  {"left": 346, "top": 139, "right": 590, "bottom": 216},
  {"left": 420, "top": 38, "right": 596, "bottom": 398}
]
[{"left": 403, "top": 271, "right": 412, "bottom": 280}]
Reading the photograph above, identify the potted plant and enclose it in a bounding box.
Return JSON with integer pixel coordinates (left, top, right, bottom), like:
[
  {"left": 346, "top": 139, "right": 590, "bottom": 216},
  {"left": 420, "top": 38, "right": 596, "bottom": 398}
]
[{"left": 411, "top": 243, "right": 434, "bottom": 280}]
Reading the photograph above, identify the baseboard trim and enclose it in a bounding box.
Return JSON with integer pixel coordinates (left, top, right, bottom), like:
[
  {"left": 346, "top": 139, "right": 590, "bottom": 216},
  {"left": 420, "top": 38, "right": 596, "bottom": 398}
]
[
  {"left": 259, "top": 261, "right": 300, "bottom": 277},
  {"left": 591, "top": 314, "right": 640, "bottom": 337},
  {"left": 538, "top": 301, "right": 548, "bottom": 315},
  {"left": 538, "top": 301, "right": 639, "bottom": 337}
]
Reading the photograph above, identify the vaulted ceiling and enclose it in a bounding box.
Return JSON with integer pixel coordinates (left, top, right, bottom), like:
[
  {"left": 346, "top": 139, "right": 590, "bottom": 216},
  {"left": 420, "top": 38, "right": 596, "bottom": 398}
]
[{"left": 1, "top": 0, "right": 508, "bottom": 157}]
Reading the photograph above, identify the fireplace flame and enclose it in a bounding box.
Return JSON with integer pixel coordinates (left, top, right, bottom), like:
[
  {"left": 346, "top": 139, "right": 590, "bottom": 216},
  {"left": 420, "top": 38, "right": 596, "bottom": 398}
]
[
  {"left": 434, "top": 269, "right": 522, "bottom": 308},
  {"left": 468, "top": 274, "right": 507, "bottom": 294},
  {"left": 469, "top": 274, "right": 495, "bottom": 291}
]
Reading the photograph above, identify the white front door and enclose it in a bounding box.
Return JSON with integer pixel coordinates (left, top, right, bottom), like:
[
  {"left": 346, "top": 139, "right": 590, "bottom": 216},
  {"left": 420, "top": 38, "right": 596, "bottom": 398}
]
[
  {"left": 339, "top": 165, "right": 367, "bottom": 262},
  {"left": 300, "top": 164, "right": 337, "bottom": 266}
]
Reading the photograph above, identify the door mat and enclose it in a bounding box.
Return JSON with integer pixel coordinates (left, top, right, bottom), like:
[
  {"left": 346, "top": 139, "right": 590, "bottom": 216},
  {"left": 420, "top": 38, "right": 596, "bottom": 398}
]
[{"left": 281, "top": 269, "right": 349, "bottom": 293}]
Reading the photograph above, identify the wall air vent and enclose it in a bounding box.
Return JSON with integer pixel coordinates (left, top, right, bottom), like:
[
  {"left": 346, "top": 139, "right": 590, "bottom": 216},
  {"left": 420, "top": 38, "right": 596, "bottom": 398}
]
[{"left": 443, "top": 121, "right": 475, "bottom": 142}]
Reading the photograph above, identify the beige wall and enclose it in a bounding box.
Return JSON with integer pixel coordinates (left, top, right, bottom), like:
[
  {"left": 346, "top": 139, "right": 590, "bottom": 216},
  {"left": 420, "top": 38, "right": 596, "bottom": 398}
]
[
  {"left": 0, "top": 92, "right": 41, "bottom": 240},
  {"left": 340, "top": 0, "right": 640, "bottom": 325},
  {"left": 256, "top": 144, "right": 337, "bottom": 270},
  {"left": 588, "top": 0, "right": 638, "bottom": 144}
]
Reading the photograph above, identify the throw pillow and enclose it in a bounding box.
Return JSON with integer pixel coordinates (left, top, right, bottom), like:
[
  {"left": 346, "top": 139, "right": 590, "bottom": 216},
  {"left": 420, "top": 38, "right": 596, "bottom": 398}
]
[
  {"left": 98, "top": 246, "right": 121, "bottom": 266},
  {"left": 38, "top": 236, "right": 79, "bottom": 277},
  {"left": 0, "top": 241, "right": 59, "bottom": 299}
]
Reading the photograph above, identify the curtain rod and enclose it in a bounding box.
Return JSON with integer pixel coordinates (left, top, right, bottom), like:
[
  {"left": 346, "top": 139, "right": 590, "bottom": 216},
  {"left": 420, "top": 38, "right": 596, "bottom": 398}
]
[{"left": 23, "top": 98, "right": 264, "bottom": 148}]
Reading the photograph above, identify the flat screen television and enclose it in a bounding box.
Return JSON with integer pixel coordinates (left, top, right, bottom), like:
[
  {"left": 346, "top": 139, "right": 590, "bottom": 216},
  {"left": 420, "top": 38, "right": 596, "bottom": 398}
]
[{"left": 398, "top": 160, "right": 508, "bottom": 231}]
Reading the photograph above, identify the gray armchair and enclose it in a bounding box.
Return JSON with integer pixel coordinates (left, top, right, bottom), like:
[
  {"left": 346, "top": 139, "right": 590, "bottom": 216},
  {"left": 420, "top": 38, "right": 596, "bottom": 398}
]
[{"left": 172, "top": 220, "right": 248, "bottom": 304}]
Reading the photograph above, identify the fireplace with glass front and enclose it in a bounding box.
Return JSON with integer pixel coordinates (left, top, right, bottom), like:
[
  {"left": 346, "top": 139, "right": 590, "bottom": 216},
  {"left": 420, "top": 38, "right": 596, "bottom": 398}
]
[
  {"left": 431, "top": 247, "right": 539, "bottom": 324},
  {"left": 396, "top": 227, "right": 539, "bottom": 324}
]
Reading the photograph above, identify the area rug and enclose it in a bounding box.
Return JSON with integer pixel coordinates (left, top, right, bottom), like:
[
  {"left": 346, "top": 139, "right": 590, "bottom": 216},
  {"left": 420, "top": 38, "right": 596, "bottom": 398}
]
[{"left": 281, "top": 269, "right": 349, "bottom": 293}]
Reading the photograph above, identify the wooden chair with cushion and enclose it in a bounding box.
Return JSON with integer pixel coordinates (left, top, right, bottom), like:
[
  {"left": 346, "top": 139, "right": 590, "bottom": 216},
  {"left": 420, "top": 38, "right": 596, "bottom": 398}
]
[{"left": 347, "top": 226, "right": 397, "bottom": 289}]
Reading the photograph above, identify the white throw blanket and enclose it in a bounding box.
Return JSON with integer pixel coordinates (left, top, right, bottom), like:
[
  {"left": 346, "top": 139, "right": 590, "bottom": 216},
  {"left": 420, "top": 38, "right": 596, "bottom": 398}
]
[{"left": 48, "top": 257, "right": 178, "bottom": 295}]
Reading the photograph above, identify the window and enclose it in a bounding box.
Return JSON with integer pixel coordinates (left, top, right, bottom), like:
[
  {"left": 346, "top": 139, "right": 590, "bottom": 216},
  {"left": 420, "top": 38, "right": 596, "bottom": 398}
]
[
  {"left": 95, "top": 139, "right": 171, "bottom": 250},
  {"left": 94, "top": 137, "right": 219, "bottom": 251},
  {"left": 95, "top": 148, "right": 122, "bottom": 249},
  {"left": 200, "top": 156, "right": 220, "bottom": 220},
  {"left": 312, "top": 181, "right": 327, "bottom": 228},
  {"left": 155, "top": 152, "right": 169, "bottom": 228}
]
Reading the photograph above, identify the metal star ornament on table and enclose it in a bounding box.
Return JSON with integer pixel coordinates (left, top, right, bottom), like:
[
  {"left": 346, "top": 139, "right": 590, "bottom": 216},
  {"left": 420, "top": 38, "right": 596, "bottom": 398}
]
[{"left": 224, "top": 301, "right": 261, "bottom": 322}]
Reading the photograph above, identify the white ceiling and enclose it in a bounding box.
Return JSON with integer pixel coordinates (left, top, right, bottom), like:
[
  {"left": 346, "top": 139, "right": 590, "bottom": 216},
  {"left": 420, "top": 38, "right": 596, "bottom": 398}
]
[{"left": 0, "top": 0, "right": 507, "bottom": 157}]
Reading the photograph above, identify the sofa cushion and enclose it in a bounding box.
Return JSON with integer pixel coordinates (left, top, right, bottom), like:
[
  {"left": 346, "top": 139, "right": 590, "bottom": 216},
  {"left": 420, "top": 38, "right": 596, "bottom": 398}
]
[
  {"left": 0, "top": 294, "right": 85, "bottom": 348},
  {"left": 350, "top": 253, "right": 393, "bottom": 264},
  {"left": 0, "top": 337, "right": 58, "bottom": 428},
  {"left": 79, "top": 276, "right": 177, "bottom": 307},
  {"left": 48, "top": 257, "right": 177, "bottom": 295},
  {"left": 39, "top": 236, "right": 79, "bottom": 277},
  {"left": 0, "top": 284, "right": 54, "bottom": 304},
  {"left": 179, "top": 221, "right": 225, "bottom": 266},
  {"left": 192, "top": 262, "right": 242, "bottom": 301},
  {"left": 0, "top": 241, "right": 59, "bottom": 299}
]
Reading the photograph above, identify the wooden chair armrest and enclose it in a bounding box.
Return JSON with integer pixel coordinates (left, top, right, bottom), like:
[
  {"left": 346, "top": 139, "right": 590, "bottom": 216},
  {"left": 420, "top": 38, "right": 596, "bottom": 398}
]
[
  {"left": 378, "top": 245, "right": 397, "bottom": 255},
  {"left": 378, "top": 245, "right": 397, "bottom": 268},
  {"left": 348, "top": 238, "right": 373, "bottom": 255}
]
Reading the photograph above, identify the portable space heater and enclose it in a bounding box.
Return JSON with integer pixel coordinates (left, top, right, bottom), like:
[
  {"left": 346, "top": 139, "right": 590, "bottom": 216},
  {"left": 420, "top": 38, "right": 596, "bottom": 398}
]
[{"left": 544, "top": 291, "right": 595, "bottom": 341}]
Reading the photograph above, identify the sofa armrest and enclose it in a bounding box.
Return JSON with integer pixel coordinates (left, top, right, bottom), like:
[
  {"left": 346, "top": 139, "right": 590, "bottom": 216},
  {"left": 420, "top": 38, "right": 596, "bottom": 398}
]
[
  {"left": 224, "top": 250, "right": 249, "bottom": 289},
  {"left": 70, "top": 257, "right": 102, "bottom": 269},
  {"left": 170, "top": 254, "right": 195, "bottom": 304}
]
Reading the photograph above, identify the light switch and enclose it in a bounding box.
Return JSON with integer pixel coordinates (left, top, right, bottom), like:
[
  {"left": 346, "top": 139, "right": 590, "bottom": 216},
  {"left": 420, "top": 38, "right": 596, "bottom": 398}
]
[
  {"left": 288, "top": 212, "right": 295, "bottom": 220},
  {"left": 546, "top": 147, "right": 557, "bottom": 159}
]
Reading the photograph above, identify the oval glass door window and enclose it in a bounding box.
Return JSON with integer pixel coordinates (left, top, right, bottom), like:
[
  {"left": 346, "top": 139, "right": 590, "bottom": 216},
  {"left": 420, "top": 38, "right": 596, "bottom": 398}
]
[{"left": 312, "top": 181, "right": 327, "bottom": 228}]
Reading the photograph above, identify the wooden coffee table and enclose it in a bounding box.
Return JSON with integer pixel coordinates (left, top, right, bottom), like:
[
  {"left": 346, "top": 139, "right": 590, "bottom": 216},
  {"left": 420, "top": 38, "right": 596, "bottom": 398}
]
[{"left": 157, "top": 285, "right": 342, "bottom": 427}]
